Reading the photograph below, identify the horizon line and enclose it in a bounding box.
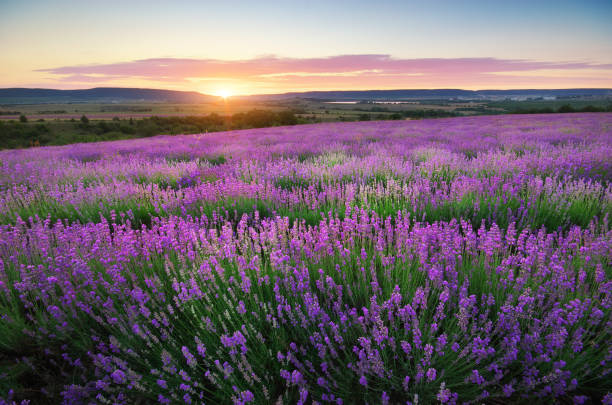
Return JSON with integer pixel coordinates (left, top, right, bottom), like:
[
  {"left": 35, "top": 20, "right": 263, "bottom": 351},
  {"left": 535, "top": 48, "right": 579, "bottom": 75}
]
[{"left": 2, "top": 85, "right": 612, "bottom": 98}]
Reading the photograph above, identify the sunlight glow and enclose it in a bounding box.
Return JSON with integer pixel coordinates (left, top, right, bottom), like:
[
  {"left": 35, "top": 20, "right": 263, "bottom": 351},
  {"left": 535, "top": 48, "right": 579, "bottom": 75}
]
[{"left": 217, "top": 90, "right": 232, "bottom": 99}]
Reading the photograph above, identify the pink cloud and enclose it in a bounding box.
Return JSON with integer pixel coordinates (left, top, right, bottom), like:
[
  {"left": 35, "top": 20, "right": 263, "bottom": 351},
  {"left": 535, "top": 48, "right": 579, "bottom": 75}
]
[{"left": 37, "top": 55, "right": 612, "bottom": 92}]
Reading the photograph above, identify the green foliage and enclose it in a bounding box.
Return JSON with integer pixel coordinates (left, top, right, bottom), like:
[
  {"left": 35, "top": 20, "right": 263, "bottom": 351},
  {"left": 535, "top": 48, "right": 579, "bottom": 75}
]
[
  {"left": 230, "top": 109, "right": 298, "bottom": 128},
  {"left": 400, "top": 109, "right": 459, "bottom": 119},
  {"left": 510, "top": 103, "right": 612, "bottom": 115},
  {"left": 198, "top": 154, "right": 227, "bottom": 166},
  {"left": 557, "top": 104, "right": 575, "bottom": 113},
  {"left": 0, "top": 110, "right": 300, "bottom": 150},
  {"left": 274, "top": 176, "right": 312, "bottom": 191}
]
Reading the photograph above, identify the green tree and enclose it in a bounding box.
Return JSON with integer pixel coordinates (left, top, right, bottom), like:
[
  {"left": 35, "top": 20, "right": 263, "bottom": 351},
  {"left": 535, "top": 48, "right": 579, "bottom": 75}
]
[
  {"left": 19, "top": 115, "right": 27, "bottom": 123},
  {"left": 558, "top": 104, "right": 575, "bottom": 113},
  {"left": 80, "top": 115, "right": 90, "bottom": 124},
  {"left": 277, "top": 111, "right": 298, "bottom": 125}
]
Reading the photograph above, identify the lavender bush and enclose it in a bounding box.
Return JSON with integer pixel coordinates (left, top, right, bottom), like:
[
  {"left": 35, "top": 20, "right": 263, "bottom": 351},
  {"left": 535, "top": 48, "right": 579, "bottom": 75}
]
[{"left": 0, "top": 113, "right": 610, "bottom": 404}]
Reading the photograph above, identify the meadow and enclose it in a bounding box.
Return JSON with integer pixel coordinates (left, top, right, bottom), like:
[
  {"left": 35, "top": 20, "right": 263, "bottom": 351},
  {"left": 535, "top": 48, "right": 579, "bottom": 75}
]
[
  {"left": 3, "top": 97, "right": 611, "bottom": 149},
  {"left": 0, "top": 113, "right": 611, "bottom": 404}
]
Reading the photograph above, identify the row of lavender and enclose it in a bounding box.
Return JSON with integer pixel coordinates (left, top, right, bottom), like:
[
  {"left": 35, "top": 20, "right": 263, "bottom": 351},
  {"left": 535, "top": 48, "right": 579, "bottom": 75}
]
[
  {"left": 1, "top": 114, "right": 611, "bottom": 404},
  {"left": 1, "top": 115, "right": 610, "bottom": 231}
]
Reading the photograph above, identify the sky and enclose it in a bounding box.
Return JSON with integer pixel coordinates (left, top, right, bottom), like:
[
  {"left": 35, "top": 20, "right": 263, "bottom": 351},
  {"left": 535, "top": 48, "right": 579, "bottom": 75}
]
[{"left": 1, "top": 0, "right": 611, "bottom": 95}]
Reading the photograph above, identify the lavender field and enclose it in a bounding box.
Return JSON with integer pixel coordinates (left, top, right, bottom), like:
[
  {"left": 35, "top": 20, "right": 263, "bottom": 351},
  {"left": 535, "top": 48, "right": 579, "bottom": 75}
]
[{"left": 1, "top": 113, "right": 611, "bottom": 404}]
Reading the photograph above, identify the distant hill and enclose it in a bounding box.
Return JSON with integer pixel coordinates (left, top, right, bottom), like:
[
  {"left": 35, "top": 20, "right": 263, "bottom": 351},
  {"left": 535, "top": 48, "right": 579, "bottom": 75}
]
[
  {"left": 0, "top": 87, "right": 215, "bottom": 104},
  {"left": 252, "top": 88, "right": 612, "bottom": 101},
  {"left": 251, "top": 89, "right": 612, "bottom": 101},
  {"left": 1, "top": 87, "right": 611, "bottom": 104}
]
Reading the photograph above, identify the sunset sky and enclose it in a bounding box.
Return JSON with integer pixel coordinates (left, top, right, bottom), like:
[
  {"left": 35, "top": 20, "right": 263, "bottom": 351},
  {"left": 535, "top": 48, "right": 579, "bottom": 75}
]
[{"left": 1, "top": 0, "right": 611, "bottom": 95}]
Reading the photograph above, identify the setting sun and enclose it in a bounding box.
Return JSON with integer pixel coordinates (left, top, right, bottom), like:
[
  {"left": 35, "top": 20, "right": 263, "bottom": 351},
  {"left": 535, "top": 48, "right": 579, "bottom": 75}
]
[{"left": 217, "top": 89, "right": 232, "bottom": 99}]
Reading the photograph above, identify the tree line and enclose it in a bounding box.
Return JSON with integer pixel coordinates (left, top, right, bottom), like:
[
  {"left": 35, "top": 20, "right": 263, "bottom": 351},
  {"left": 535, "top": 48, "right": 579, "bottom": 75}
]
[{"left": 0, "top": 110, "right": 299, "bottom": 149}]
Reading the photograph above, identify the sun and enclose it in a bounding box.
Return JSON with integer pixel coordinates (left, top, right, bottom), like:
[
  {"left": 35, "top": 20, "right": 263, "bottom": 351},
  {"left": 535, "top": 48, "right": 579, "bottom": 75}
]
[{"left": 217, "top": 90, "right": 232, "bottom": 100}]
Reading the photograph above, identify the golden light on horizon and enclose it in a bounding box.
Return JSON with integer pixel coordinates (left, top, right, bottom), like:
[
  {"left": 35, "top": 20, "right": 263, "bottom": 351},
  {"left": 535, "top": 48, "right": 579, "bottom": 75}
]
[{"left": 217, "top": 89, "right": 232, "bottom": 100}]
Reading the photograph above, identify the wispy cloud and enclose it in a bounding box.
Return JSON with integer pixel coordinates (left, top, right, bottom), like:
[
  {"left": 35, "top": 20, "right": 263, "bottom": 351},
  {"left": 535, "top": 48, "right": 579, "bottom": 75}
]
[{"left": 38, "top": 55, "right": 612, "bottom": 93}]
